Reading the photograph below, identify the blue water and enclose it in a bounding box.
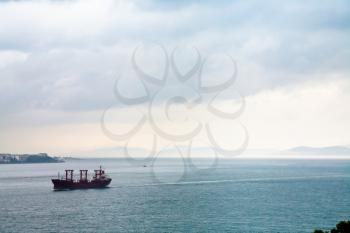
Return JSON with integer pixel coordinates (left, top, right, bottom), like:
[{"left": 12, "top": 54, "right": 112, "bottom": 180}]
[{"left": 0, "top": 158, "right": 349, "bottom": 233}]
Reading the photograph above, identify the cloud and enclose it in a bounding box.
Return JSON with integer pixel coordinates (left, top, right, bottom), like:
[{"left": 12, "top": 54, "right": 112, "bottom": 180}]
[
  {"left": 242, "top": 77, "right": 350, "bottom": 149},
  {"left": 0, "top": 50, "right": 28, "bottom": 69},
  {"left": 0, "top": 0, "right": 349, "bottom": 153},
  {"left": 1, "top": 76, "right": 349, "bottom": 156}
]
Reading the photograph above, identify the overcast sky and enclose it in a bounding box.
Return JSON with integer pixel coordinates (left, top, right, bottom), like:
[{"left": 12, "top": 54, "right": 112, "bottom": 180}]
[{"left": 0, "top": 0, "right": 349, "bottom": 156}]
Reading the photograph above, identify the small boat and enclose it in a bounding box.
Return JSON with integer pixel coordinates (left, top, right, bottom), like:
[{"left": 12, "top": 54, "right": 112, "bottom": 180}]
[{"left": 52, "top": 166, "right": 112, "bottom": 190}]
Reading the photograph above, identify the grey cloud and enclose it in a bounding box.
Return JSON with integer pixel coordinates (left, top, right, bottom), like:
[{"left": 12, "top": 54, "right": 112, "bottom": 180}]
[
  {"left": 0, "top": 0, "right": 349, "bottom": 118},
  {"left": 0, "top": 47, "right": 126, "bottom": 114}
]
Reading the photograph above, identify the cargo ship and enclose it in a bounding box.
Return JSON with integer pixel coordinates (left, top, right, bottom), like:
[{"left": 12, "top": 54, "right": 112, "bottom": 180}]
[{"left": 52, "top": 166, "right": 112, "bottom": 190}]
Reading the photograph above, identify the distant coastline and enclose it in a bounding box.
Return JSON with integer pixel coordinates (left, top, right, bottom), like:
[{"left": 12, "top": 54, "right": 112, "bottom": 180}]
[
  {"left": 0, "top": 153, "right": 64, "bottom": 164},
  {"left": 284, "top": 146, "right": 350, "bottom": 155}
]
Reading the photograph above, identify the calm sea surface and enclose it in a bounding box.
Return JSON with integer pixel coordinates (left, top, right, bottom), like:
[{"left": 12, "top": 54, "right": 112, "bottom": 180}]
[{"left": 0, "top": 158, "right": 349, "bottom": 233}]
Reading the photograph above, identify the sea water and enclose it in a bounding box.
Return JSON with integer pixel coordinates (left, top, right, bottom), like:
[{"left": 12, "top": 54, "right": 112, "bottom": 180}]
[{"left": 0, "top": 158, "right": 349, "bottom": 233}]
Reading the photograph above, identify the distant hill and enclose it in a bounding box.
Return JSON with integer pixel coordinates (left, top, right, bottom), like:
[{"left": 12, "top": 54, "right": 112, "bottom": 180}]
[
  {"left": 285, "top": 146, "right": 350, "bottom": 155},
  {"left": 80, "top": 146, "right": 151, "bottom": 158},
  {"left": 0, "top": 153, "right": 64, "bottom": 164}
]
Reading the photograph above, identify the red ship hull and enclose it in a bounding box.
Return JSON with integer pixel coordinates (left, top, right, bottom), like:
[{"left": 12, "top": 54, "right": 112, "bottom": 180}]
[{"left": 52, "top": 178, "right": 111, "bottom": 190}]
